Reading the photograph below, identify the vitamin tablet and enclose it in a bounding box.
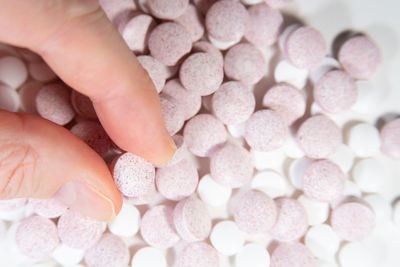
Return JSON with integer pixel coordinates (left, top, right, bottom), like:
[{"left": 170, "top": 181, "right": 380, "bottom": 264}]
[
  {"left": 298, "top": 195, "right": 330, "bottom": 226},
  {"left": 270, "top": 242, "right": 316, "bottom": 267},
  {"left": 0, "top": 83, "right": 20, "bottom": 112},
  {"left": 175, "top": 4, "right": 204, "bottom": 42},
  {"left": 108, "top": 202, "right": 140, "bottom": 237},
  {"left": 339, "top": 241, "right": 383, "bottom": 267},
  {"left": 159, "top": 95, "right": 185, "bottom": 136},
  {"left": 251, "top": 148, "right": 287, "bottom": 172},
  {"left": 197, "top": 174, "right": 232, "bottom": 206},
  {"left": 380, "top": 118, "right": 400, "bottom": 159},
  {"left": 210, "top": 220, "right": 245, "bottom": 256},
  {"left": 264, "top": 0, "right": 293, "bottom": 9},
  {"left": 351, "top": 80, "right": 382, "bottom": 114},
  {"left": 18, "top": 81, "right": 43, "bottom": 114},
  {"left": 52, "top": 243, "right": 85, "bottom": 266},
  {"left": 289, "top": 157, "right": 313, "bottom": 189},
  {"left": 235, "top": 243, "right": 270, "bottom": 267},
  {"left": 352, "top": 158, "right": 384, "bottom": 193},
  {"left": 363, "top": 194, "right": 392, "bottom": 225},
  {"left": 0, "top": 198, "right": 26, "bottom": 222},
  {"left": 70, "top": 90, "right": 97, "bottom": 120},
  {"left": 176, "top": 242, "right": 220, "bottom": 267},
  {"left": 128, "top": 180, "right": 157, "bottom": 205},
  {"left": 251, "top": 170, "right": 287, "bottom": 198},
  {"left": 328, "top": 144, "right": 355, "bottom": 173},
  {"left": 131, "top": 247, "right": 166, "bottom": 267},
  {"left": 192, "top": 41, "right": 224, "bottom": 66},
  {"left": 274, "top": 59, "right": 309, "bottom": 89},
  {"left": 148, "top": 0, "right": 188, "bottom": 20},
  {"left": 137, "top": 55, "right": 167, "bottom": 93},
  {"left": 29, "top": 197, "right": 67, "bottom": 219},
  {"left": 305, "top": 224, "right": 340, "bottom": 261},
  {"left": 0, "top": 56, "right": 28, "bottom": 89},
  {"left": 347, "top": 123, "right": 381, "bottom": 157},
  {"left": 208, "top": 34, "right": 240, "bottom": 50},
  {"left": 120, "top": 14, "right": 156, "bottom": 54},
  {"left": 28, "top": 62, "right": 56, "bottom": 82}
]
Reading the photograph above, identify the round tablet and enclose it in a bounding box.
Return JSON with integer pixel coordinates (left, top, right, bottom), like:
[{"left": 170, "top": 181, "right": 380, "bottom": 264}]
[
  {"left": 263, "top": 83, "right": 306, "bottom": 125},
  {"left": 120, "top": 14, "right": 156, "bottom": 54},
  {"left": 137, "top": 55, "right": 167, "bottom": 93},
  {"left": 180, "top": 52, "right": 224, "bottom": 96},
  {"left": 224, "top": 43, "right": 267, "bottom": 85},
  {"left": 245, "top": 110, "right": 288, "bottom": 152},
  {"left": 245, "top": 4, "right": 283, "bottom": 46},
  {"left": 338, "top": 36, "right": 381, "bottom": 80},
  {"left": 289, "top": 157, "right": 313, "bottom": 189},
  {"left": 284, "top": 26, "right": 327, "bottom": 69},
  {"left": 351, "top": 80, "right": 382, "bottom": 114},
  {"left": 328, "top": 144, "right": 355, "bottom": 173},
  {"left": 18, "top": 81, "right": 43, "bottom": 114},
  {"left": 251, "top": 148, "right": 287, "bottom": 172},
  {"left": 159, "top": 95, "right": 185, "bottom": 136},
  {"left": 70, "top": 90, "right": 97, "bottom": 120},
  {"left": 0, "top": 83, "right": 20, "bottom": 112},
  {"left": 251, "top": 170, "right": 287, "bottom": 198},
  {"left": 52, "top": 244, "right": 85, "bottom": 266},
  {"left": 175, "top": 4, "right": 204, "bottom": 42},
  {"left": 380, "top": 118, "right": 400, "bottom": 159},
  {"left": 173, "top": 196, "right": 211, "bottom": 242},
  {"left": 210, "top": 220, "right": 245, "bottom": 256},
  {"left": 184, "top": 114, "right": 227, "bottom": 157},
  {"left": 176, "top": 242, "right": 219, "bottom": 267},
  {"left": 363, "top": 194, "right": 392, "bottom": 225},
  {"left": 148, "top": 22, "right": 192, "bottom": 66},
  {"left": 205, "top": 0, "right": 248, "bottom": 42},
  {"left": 28, "top": 62, "right": 56, "bottom": 82},
  {"left": 0, "top": 56, "right": 28, "bottom": 89},
  {"left": 264, "top": 0, "right": 293, "bottom": 9},
  {"left": 352, "top": 158, "right": 384, "bottom": 193},
  {"left": 297, "top": 115, "right": 342, "bottom": 159},
  {"left": 269, "top": 198, "right": 308, "bottom": 242},
  {"left": 131, "top": 247, "right": 166, "bottom": 267},
  {"left": 148, "top": 0, "right": 188, "bottom": 19},
  {"left": 156, "top": 159, "right": 198, "bottom": 201},
  {"left": 235, "top": 243, "right": 270, "bottom": 267},
  {"left": 274, "top": 59, "right": 309, "bottom": 89},
  {"left": 128, "top": 180, "right": 157, "bottom": 206},
  {"left": 331, "top": 201, "right": 375, "bottom": 241},
  {"left": 298, "top": 195, "right": 330, "bottom": 226},
  {"left": 29, "top": 197, "right": 68, "bottom": 218},
  {"left": 339, "top": 242, "right": 382, "bottom": 267},
  {"left": 140, "top": 205, "right": 180, "bottom": 249},
  {"left": 233, "top": 190, "right": 277, "bottom": 234},
  {"left": 192, "top": 41, "right": 224, "bottom": 66},
  {"left": 36, "top": 83, "right": 75, "bottom": 125},
  {"left": 15, "top": 216, "right": 59, "bottom": 260},
  {"left": 108, "top": 202, "right": 140, "bottom": 237},
  {"left": 84, "top": 233, "right": 129, "bottom": 267},
  {"left": 347, "top": 123, "right": 381, "bottom": 157},
  {"left": 314, "top": 70, "right": 358, "bottom": 113},
  {"left": 270, "top": 242, "right": 316, "bottom": 267},
  {"left": 110, "top": 152, "right": 155, "bottom": 198},
  {"left": 305, "top": 224, "right": 340, "bottom": 261},
  {"left": 210, "top": 143, "right": 253, "bottom": 188},
  {"left": 212, "top": 81, "right": 255, "bottom": 125},
  {"left": 197, "top": 174, "right": 232, "bottom": 206},
  {"left": 0, "top": 198, "right": 26, "bottom": 211}
]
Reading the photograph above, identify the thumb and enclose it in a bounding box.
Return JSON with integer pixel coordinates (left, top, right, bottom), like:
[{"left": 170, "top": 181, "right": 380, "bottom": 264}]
[{"left": 0, "top": 110, "right": 122, "bottom": 221}]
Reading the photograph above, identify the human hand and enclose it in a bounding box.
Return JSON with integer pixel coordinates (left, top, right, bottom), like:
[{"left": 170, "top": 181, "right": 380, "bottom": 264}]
[{"left": 0, "top": 0, "right": 175, "bottom": 221}]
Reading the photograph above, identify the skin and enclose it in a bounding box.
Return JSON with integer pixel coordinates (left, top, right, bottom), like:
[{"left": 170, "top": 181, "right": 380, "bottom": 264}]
[{"left": 0, "top": 0, "right": 175, "bottom": 221}]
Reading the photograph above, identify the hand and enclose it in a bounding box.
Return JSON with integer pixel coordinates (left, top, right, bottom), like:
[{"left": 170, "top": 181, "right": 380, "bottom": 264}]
[{"left": 0, "top": 0, "right": 175, "bottom": 221}]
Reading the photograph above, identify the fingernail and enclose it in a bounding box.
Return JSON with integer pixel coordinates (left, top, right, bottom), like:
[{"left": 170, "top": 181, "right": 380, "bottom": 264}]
[
  {"left": 54, "top": 180, "right": 116, "bottom": 222},
  {"left": 156, "top": 135, "right": 177, "bottom": 166}
]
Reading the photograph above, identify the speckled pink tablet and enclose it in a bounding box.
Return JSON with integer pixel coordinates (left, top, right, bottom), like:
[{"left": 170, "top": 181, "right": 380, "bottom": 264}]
[
  {"left": 0, "top": 198, "right": 26, "bottom": 211},
  {"left": 137, "top": 55, "right": 167, "bottom": 93},
  {"left": 36, "top": 83, "right": 75, "bottom": 125},
  {"left": 245, "top": 4, "right": 283, "bottom": 46},
  {"left": 173, "top": 196, "right": 211, "bottom": 242},
  {"left": 28, "top": 61, "right": 56, "bottom": 82},
  {"left": 314, "top": 70, "right": 358, "bottom": 113},
  {"left": 212, "top": 81, "right": 255, "bottom": 125},
  {"left": 162, "top": 79, "right": 201, "bottom": 121},
  {"left": 70, "top": 90, "right": 97, "bottom": 120},
  {"left": 156, "top": 159, "right": 199, "bottom": 201},
  {"left": 302, "top": 160, "right": 345, "bottom": 203},
  {"left": 210, "top": 143, "right": 253, "bottom": 188},
  {"left": 84, "top": 233, "right": 129, "bottom": 267},
  {"left": 183, "top": 114, "right": 227, "bottom": 157},
  {"left": 338, "top": 36, "right": 380, "bottom": 80},
  {"left": 331, "top": 201, "right": 375, "bottom": 241},
  {"left": 148, "top": 0, "right": 188, "bottom": 19},
  {"left": 129, "top": 180, "right": 157, "bottom": 205},
  {"left": 160, "top": 95, "right": 185, "bottom": 136},
  {"left": 270, "top": 242, "right": 316, "bottom": 267},
  {"left": 205, "top": 0, "right": 248, "bottom": 42},
  {"left": 269, "top": 198, "right": 308, "bottom": 242},
  {"left": 148, "top": 22, "right": 192, "bottom": 66},
  {"left": 16, "top": 216, "right": 59, "bottom": 260},
  {"left": 175, "top": 4, "right": 204, "bottom": 42},
  {"left": 192, "top": 41, "right": 224, "bottom": 66},
  {"left": 57, "top": 210, "right": 104, "bottom": 250},
  {"left": 180, "top": 52, "right": 224, "bottom": 96},
  {"left": 262, "top": 83, "right": 306, "bottom": 125},
  {"left": 140, "top": 205, "right": 180, "bottom": 248},
  {"left": 176, "top": 242, "right": 220, "bottom": 267},
  {"left": 29, "top": 197, "right": 68, "bottom": 218},
  {"left": 284, "top": 26, "right": 327, "bottom": 69},
  {"left": 297, "top": 115, "right": 342, "bottom": 159},
  {"left": 224, "top": 43, "right": 267, "bottom": 85},
  {"left": 380, "top": 118, "right": 400, "bottom": 159},
  {"left": 233, "top": 190, "right": 277, "bottom": 234},
  {"left": 120, "top": 14, "right": 156, "bottom": 54},
  {"left": 245, "top": 109, "right": 288, "bottom": 152},
  {"left": 110, "top": 152, "right": 155, "bottom": 198}
]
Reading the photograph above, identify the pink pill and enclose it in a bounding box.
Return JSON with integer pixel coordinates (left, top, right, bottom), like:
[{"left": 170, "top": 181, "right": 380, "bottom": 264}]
[
  {"left": 205, "top": 0, "right": 248, "bottom": 42},
  {"left": 70, "top": 121, "right": 111, "bottom": 158},
  {"left": 162, "top": 79, "right": 201, "bottom": 121},
  {"left": 129, "top": 181, "right": 157, "bottom": 205},
  {"left": 184, "top": 114, "right": 227, "bottom": 157},
  {"left": 245, "top": 4, "right": 284, "bottom": 46},
  {"left": 224, "top": 43, "right": 267, "bottom": 85},
  {"left": 70, "top": 90, "right": 97, "bottom": 120},
  {"left": 284, "top": 26, "right": 327, "bottom": 69},
  {"left": 36, "top": 83, "right": 75, "bottom": 125},
  {"left": 148, "top": 0, "right": 188, "bottom": 19},
  {"left": 173, "top": 196, "right": 211, "bottom": 242},
  {"left": 0, "top": 198, "right": 26, "bottom": 211},
  {"left": 84, "top": 233, "right": 129, "bottom": 267},
  {"left": 245, "top": 109, "right": 288, "bottom": 152},
  {"left": 297, "top": 115, "right": 342, "bottom": 159},
  {"left": 338, "top": 35, "right": 381, "bottom": 80},
  {"left": 192, "top": 41, "right": 224, "bottom": 66},
  {"left": 160, "top": 95, "right": 185, "bottom": 136},
  {"left": 156, "top": 159, "right": 199, "bottom": 201},
  {"left": 28, "top": 61, "right": 56, "bottom": 82},
  {"left": 180, "top": 52, "right": 224, "bottom": 96},
  {"left": 193, "top": 0, "right": 216, "bottom": 14},
  {"left": 176, "top": 242, "right": 220, "bottom": 267},
  {"left": 270, "top": 242, "right": 316, "bottom": 267},
  {"left": 29, "top": 197, "right": 68, "bottom": 218},
  {"left": 110, "top": 152, "right": 155, "bottom": 198},
  {"left": 331, "top": 200, "right": 375, "bottom": 241},
  {"left": 210, "top": 143, "right": 253, "bottom": 188},
  {"left": 16, "top": 216, "right": 59, "bottom": 260},
  {"left": 140, "top": 205, "right": 180, "bottom": 248},
  {"left": 269, "top": 198, "right": 308, "bottom": 242},
  {"left": 137, "top": 55, "right": 167, "bottom": 93},
  {"left": 262, "top": 83, "right": 306, "bottom": 125},
  {"left": 302, "top": 160, "right": 345, "bottom": 203},
  {"left": 380, "top": 118, "right": 400, "bottom": 159},
  {"left": 19, "top": 81, "right": 43, "bottom": 114},
  {"left": 148, "top": 22, "right": 192, "bottom": 66},
  {"left": 314, "top": 70, "right": 358, "bottom": 113},
  {"left": 233, "top": 190, "right": 277, "bottom": 234},
  {"left": 175, "top": 4, "right": 205, "bottom": 42},
  {"left": 212, "top": 81, "right": 255, "bottom": 125}
]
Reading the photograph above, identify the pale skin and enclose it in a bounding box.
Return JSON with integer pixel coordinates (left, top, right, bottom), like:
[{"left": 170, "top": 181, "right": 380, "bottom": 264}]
[{"left": 0, "top": 0, "right": 176, "bottom": 221}]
